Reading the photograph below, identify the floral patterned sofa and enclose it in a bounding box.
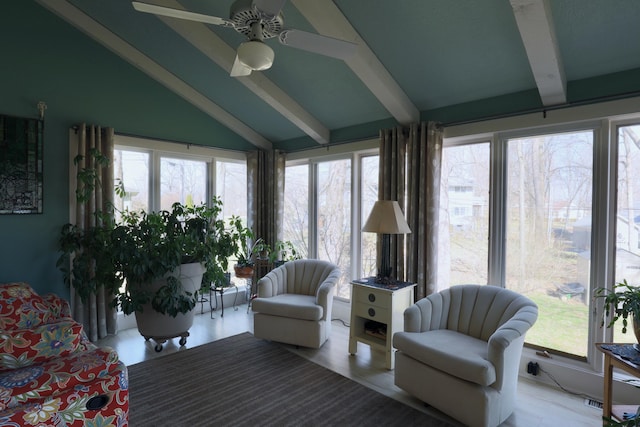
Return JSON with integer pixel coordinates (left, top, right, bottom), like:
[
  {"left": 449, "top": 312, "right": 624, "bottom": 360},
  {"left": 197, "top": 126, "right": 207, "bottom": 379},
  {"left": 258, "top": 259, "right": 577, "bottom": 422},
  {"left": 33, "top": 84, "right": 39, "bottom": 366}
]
[{"left": 0, "top": 282, "right": 128, "bottom": 426}]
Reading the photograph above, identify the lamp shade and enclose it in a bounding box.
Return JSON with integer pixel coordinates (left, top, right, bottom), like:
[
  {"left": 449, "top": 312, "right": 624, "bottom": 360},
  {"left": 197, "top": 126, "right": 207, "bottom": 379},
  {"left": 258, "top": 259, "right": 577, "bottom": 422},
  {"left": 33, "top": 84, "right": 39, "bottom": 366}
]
[
  {"left": 362, "top": 200, "right": 411, "bottom": 234},
  {"left": 237, "top": 40, "right": 274, "bottom": 71}
]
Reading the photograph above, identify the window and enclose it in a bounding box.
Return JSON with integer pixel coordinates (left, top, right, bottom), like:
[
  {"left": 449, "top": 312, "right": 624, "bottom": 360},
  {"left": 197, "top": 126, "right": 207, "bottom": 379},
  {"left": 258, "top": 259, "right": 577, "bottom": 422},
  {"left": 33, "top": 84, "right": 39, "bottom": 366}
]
[
  {"left": 505, "top": 130, "right": 593, "bottom": 358},
  {"left": 442, "top": 128, "right": 596, "bottom": 359},
  {"left": 439, "top": 143, "right": 490, "bottom": 288},
  {"left": 283, "top": 164, "right": 309, "bottom": 258},
  {"left": 160, "top": 157, "right": 207, "bottom": 209},
  {"left": 317, "top": 159, "right": 352, "bottom": 298},
  {"left": 614, "top": 123, "right": 640, "bottom": 343},
  {"left": 113, "top": 149, "right": 150, "bottom": 220},
  {"left": 283, "top": 149, "right": 377, "bottom": 300},
  {"left": 360, "top": 156, "right": 379, "bottom": 278}
]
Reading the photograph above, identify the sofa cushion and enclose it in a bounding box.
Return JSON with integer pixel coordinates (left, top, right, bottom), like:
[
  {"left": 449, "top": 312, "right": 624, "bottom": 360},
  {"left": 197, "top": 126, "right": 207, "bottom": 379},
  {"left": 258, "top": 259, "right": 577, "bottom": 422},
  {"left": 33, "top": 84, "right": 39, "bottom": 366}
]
[
  {"left": 0, "top": 283, "right": 63, "bottom": 330},
  {"left": 0, "top": 320, "right": 84, "bottom": 371},
  {"left": 252, "top": 294, "right": 323, "bottom": 321},
  {"left": 0, "top": 347, "right": 128, "bottom": 426},
  {"left": 393, "top": 329, "right": 496, "bottom": 386}
]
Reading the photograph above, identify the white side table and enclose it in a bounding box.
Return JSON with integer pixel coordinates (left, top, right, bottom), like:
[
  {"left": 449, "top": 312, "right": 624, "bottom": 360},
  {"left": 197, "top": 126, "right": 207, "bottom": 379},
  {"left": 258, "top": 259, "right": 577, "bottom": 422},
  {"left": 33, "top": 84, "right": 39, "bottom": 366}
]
[{"left": 349, "top": 278, "right": 416, "bottom": 369}]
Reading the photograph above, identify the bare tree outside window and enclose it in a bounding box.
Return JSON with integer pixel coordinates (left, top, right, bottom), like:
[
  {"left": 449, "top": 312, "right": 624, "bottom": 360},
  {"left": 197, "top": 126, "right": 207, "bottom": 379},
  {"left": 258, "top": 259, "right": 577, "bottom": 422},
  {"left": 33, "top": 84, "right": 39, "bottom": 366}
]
[
  {"left": 506, "top": 130, "right": 593, "bottom": 357},
  {"left": 614, "top": 124, "right": 640, "bottom": 343}
]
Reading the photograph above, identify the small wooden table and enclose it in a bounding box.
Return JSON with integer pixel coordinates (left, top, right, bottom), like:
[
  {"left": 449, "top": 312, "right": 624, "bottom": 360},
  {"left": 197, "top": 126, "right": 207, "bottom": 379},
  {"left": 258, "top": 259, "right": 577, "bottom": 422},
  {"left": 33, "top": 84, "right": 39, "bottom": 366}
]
[
  {"left": 349, "top": 278, "right": 415, "bottom": 370},
  {"left": 596, "top": 343, "right": 640, "bottom": 423}
]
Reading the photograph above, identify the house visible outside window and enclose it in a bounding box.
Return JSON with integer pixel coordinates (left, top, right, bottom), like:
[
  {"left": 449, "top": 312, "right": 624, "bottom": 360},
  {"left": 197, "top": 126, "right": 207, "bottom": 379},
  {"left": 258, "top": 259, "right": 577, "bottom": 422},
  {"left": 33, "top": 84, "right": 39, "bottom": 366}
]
[{"left": 438, "top": 142, "right": 490, "bottom": 289}]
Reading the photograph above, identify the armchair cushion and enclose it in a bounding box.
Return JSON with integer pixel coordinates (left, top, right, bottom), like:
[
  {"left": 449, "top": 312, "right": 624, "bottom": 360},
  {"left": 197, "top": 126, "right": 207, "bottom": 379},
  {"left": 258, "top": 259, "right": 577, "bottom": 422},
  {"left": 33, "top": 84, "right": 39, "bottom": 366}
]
[
  {"left": 393, "top": 329, "right": 496, "bottom": 386},
  {"left": 251, "top": 294, "right": 322, "bottom": 321}
]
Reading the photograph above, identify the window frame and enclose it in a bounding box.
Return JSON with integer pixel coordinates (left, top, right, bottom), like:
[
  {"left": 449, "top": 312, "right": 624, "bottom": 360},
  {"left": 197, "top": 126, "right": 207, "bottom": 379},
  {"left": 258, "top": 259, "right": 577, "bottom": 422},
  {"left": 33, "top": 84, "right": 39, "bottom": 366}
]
[
  {"left": 115, "top": 135, "right": 246, "bottom": 212},
  {"left": 285, "top": 143, "right": 378, "bottom": 301}
]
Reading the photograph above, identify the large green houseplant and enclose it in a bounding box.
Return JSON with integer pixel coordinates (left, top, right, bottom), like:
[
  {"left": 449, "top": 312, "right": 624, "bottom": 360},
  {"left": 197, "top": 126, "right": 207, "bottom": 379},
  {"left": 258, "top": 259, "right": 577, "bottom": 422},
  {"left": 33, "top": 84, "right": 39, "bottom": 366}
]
[
  {"left": 595, "top": 279, "right": 640, "bottom": 343},
  {"left": 58, "top": 197, "right": 236, "bottom": 350},
  {"left": 59, "top": 198, "right": 234, "bottom": 316}
]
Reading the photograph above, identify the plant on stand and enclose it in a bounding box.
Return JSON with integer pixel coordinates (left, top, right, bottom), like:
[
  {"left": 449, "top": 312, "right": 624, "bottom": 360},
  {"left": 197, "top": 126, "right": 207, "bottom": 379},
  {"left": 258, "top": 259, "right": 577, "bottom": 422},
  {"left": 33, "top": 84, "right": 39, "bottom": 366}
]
[
  {"left": 595, "top": 279, "right": 640, "bottom": 344},
  {"left": 595, "top": 279, "right": 640, "bottom": 427},
  {"left": 229, "top": 216, "right": 261, "bottom": 279},
  {"left": 269, "top": 240, "right": 301, "bottom": 266}
]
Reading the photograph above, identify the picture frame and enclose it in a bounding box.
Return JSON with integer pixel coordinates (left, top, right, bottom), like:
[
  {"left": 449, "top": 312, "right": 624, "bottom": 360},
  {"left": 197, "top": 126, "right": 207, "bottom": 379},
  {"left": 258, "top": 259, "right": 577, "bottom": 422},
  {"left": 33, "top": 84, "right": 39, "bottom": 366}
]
[{"left": 0, "top": 114, "right": 44, "bottom": 214}]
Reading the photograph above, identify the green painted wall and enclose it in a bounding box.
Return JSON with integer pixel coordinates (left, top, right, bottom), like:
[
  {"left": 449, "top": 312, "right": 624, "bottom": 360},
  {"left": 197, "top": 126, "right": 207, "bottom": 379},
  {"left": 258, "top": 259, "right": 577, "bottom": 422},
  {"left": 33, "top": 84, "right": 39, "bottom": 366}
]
[{"left": 0, "top": 2, "right": 253, "bottom": 297}]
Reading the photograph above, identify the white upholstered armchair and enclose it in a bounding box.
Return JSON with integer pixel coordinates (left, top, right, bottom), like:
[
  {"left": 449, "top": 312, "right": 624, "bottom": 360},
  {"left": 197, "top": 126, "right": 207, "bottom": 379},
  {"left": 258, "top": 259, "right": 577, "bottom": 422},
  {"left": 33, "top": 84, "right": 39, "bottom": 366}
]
[
  {"left": 393, "top": 284, "right": 538, "bottom": 427},
  {"left": 252, "top": 259, "right": 341, "bottom": 348}
]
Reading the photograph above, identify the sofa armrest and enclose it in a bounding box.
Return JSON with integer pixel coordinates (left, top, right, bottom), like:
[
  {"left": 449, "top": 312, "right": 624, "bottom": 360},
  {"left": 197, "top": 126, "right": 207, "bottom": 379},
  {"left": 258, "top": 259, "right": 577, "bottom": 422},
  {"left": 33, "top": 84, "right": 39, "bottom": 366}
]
[{"left": 43, "top": 293, "right": 72, "bottom": 319}]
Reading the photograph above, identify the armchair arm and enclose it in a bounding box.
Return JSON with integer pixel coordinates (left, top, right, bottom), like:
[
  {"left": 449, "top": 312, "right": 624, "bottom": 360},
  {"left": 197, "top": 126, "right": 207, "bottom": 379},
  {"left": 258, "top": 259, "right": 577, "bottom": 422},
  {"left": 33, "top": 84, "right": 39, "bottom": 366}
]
[{"left": 487, "top": 305, "right": 538, "bottom": 389}]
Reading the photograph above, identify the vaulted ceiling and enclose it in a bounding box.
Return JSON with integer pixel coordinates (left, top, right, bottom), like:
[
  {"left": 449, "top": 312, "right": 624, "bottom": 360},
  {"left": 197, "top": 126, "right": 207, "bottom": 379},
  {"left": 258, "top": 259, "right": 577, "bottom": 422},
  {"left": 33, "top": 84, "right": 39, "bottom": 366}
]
[{"left": 37, "top": 0, "right": 640, "bottom": 151}]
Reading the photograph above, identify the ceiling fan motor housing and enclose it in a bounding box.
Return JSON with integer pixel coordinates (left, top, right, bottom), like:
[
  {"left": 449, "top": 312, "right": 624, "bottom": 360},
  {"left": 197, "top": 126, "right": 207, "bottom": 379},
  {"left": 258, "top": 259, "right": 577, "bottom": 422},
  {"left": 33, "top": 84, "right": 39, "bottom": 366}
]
[{"left": 230, "top": 0, "right": 284, "bottom": 40}]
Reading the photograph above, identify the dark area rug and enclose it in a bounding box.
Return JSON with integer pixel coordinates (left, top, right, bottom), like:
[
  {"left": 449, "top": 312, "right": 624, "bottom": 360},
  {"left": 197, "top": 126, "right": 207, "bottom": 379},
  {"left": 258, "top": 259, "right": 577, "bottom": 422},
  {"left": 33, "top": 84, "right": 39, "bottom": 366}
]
[{"left": 127, "top": 332, "right": 454, "bottom": 426}]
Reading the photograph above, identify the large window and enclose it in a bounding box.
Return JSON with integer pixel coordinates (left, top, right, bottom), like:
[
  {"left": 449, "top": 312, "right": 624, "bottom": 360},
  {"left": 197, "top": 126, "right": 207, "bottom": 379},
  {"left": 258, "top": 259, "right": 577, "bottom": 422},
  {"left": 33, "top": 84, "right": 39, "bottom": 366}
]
[
  {"left": 441, "top": 127, "right": 598, "bottom": 360},
  {"left": 615, "top": 123, "right": 640, "bottom": 343},
  {"left": 113, "top": 136, "right": 247, "bottom": 275},
  {"left": 505, "top": 130, "right": 593, "bottom": 357},
  {"left": 283, "top": 150, "right": 377, "bottom": 300},
  {"left": 317, "top": 159, "right": 352, "bottom": 298},
  {"left": 438, "top": 143, "right": 490, "bottom": 289}
]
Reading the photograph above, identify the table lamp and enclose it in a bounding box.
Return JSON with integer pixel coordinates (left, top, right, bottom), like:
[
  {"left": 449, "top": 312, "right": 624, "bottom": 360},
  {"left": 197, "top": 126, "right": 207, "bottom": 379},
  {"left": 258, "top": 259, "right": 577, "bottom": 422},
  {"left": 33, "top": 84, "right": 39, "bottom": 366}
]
[{"left": 362, "top": 200, "right": 411, "bottom": 281}]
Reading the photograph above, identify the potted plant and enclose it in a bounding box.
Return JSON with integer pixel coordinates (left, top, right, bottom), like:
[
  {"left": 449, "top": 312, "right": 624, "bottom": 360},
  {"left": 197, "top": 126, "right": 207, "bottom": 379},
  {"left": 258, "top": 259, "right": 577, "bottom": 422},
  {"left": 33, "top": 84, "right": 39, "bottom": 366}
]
[
  {"left": 595, "top": 279, "right": 640, "bottom": 343},
  {"left": 229, "top": 216, "right": 259, "bottom": 279},
  {"left": 58, "top": 197, "right": 236, "bottom": 351},
  {"left": 269, "top": 240, "right": 301, "bottom": 266}
]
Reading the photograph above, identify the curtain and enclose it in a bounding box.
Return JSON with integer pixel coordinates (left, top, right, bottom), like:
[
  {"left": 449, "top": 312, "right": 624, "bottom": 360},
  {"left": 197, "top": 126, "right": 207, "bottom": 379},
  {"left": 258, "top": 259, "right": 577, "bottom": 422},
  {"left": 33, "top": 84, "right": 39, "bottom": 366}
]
[
  {"left": 379, "top": 122, "right": 443, "bottom": 300},
  {"left": 378, "top": 127, "right": 407, "bottom": 281},
  {"left": 70, "top": 123, "right": 117, "bottom": 341},
  {"left": 247, "top": 149, "right": 286, "bottom": 249}
]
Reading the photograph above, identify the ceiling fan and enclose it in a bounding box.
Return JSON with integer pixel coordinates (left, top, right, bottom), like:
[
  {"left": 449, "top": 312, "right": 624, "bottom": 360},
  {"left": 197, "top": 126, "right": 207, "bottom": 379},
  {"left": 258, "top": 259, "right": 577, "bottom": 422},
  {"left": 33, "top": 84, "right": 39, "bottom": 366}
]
[{"left": 132, "top": 0, "right": 357, "bottom": 77}]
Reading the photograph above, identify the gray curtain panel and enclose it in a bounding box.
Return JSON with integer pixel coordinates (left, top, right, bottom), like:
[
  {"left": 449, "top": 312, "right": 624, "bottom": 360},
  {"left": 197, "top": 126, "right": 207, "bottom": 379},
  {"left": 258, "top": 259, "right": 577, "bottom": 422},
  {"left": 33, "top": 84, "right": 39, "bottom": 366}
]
[
  {"left": 379, "top": 127, "right": 407, "bottom": 282},
  {"left": 70, "top": 123, "right": 117, "bottom": 341},
  {"left": 247, "top": 149, "right": 286, "bottom": 250},
  {"left": 379, "top": 122, "right": 443, "bottom": 300}
]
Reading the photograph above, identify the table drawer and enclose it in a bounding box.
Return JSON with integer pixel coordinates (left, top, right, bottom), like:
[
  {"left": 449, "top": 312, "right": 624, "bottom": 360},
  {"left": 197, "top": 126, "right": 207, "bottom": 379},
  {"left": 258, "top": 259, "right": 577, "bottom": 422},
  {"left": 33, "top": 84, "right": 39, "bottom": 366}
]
[
  {"left": 352, "top": 286, "right": 391, "bottom": 308},
  {"left": 353, "top": 301, "right": 390, "bottom": 322}
]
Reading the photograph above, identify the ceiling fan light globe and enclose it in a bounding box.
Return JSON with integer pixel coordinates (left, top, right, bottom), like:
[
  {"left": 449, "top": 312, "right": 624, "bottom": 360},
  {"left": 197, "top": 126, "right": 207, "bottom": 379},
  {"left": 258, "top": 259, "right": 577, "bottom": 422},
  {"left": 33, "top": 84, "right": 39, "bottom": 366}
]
[{"left": 237, "top": 40, "right": 274, "bottom": 71}]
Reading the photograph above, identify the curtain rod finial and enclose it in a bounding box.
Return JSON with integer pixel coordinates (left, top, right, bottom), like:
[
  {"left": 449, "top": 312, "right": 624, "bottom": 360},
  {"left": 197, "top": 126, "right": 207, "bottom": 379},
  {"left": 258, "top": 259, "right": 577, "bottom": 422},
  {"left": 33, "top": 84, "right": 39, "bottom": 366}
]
[{"left": 37, "top": 101, "right": 47, "bottom": 121}]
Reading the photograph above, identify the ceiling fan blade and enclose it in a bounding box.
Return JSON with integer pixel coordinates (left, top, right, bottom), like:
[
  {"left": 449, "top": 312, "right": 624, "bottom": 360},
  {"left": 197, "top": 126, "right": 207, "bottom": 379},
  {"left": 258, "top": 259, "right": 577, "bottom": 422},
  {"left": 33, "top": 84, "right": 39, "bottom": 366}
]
[
  {"left": 253, "top": 0, "right": 287, "bottom": 18},
  {"left": 278, "top": 29, "right": 357, "bottom": 61},
  {"left": 132, "top": 2, "right": 233, "bottom": 27},
  {"left": 230, "top": 55, "right": 253, "bottom": 77}
]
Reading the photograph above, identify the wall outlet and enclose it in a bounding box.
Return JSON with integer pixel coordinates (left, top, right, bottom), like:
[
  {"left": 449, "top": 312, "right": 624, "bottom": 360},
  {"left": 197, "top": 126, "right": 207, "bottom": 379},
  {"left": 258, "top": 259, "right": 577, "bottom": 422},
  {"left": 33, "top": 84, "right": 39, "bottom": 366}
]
[{"left": 527, "top": 361, "right": 539, "bottom": 376}]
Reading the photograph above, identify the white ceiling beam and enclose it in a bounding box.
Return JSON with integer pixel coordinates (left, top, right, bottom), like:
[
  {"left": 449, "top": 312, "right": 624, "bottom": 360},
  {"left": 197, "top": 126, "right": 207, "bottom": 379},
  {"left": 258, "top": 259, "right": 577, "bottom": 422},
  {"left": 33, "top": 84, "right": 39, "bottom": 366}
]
[
  {"left": 36, "top": 0, "right": 272, "bottom": 150},
  {"left": 510, "top": 0, "right": 567, "bottom": 106},
  {"left": 292, "top": 0, "right": 419, "bottom": 125},
  {"left": 152, "top": 0, "right": 330, "bottom": 144}
]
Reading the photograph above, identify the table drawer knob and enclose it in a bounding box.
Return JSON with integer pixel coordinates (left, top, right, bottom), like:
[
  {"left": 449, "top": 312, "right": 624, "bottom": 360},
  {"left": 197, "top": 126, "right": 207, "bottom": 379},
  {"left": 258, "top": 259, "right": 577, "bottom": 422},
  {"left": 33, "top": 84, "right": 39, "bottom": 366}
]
[
  {"left": 368, "top": 293, "right": 376, "bottom": 302},
  {"left": 368, "top": 308, "right": 376, "bottom": 317}
]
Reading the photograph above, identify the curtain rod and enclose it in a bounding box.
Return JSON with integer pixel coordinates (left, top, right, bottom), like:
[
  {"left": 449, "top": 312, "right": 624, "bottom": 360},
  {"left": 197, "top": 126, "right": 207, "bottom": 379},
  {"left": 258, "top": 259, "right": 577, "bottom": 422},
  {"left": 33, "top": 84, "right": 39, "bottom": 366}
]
[{"left": 441, "top": 90, "right": 640, "bottom": 128}]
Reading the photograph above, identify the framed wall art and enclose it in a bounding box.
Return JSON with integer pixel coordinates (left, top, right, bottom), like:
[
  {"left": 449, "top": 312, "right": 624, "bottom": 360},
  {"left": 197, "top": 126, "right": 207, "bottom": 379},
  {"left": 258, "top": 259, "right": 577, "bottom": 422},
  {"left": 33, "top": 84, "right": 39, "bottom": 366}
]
[{"left": 0, "top": 114, "right": 43, "bottom": 214}]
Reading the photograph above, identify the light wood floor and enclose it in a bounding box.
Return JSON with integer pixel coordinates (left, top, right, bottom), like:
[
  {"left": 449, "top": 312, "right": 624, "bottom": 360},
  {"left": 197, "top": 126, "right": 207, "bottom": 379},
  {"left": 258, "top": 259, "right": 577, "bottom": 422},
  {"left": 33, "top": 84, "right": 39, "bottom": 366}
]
[{"left": 97, "top": 303, "right": 602, "bottom": 427}]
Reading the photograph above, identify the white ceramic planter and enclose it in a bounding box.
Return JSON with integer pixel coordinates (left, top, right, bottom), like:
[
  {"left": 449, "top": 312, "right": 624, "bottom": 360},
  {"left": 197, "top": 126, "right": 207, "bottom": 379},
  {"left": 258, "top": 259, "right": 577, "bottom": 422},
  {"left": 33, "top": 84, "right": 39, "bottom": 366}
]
[{"left": 135, "top": 262, "right": 205, "bottom": 351}]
